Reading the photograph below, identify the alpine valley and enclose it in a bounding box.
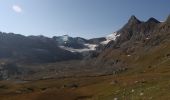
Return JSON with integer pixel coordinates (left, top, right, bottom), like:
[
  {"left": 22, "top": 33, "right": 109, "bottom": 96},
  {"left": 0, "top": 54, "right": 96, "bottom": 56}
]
[{"left": 0, "top": 15, "right": 170, "bottom": 100}]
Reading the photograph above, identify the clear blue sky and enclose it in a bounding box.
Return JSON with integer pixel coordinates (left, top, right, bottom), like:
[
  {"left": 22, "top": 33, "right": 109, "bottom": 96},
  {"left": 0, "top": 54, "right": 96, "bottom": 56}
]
[{"left": 0, "top": 0, "right": 169, "bottom": 39}]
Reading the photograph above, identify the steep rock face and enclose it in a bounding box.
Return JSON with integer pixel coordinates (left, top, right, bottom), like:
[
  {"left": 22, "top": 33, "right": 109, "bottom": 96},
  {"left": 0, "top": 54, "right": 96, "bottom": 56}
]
[
  {"left": 115, "top": 16, "right": 161, "bottom": 46},
  {"left": 93, "top": 15, "right": 170, "bottom": 73},
  {"left": 104, "top": 15, "right": 170, "bottom": 49},
  {"left": 127, "top": 15, "right": 141, "bottom": 25}
]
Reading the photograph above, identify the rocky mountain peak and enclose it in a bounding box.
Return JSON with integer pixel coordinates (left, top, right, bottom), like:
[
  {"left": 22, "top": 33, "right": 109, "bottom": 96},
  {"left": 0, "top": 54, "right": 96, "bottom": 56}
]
[
  {"left": 113, "top": 15, "right": 168, "bottom": 48},
  {"left": 127, "top": 15, "right": 141, "bottom": 25},
  {"left": 146, "top": 17, "right": 160, "bottom": 23}
]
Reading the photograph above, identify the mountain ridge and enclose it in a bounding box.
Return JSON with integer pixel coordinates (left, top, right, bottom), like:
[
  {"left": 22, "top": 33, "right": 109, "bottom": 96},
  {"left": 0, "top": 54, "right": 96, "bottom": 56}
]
[{"left": 0, "top": 15, "right": 170, "bottom": 81}]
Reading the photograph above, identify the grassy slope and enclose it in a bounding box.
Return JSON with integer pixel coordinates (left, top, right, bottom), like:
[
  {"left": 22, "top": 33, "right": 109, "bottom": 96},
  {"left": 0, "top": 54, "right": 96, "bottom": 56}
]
[{"left": 1, "top": 73, "right": 170, "bottom": 100}]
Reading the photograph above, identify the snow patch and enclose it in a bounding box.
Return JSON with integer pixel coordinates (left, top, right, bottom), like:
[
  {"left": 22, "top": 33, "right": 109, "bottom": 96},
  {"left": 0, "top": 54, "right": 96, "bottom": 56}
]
[
  {"left": 84, "top": 44, "right": 97, "bottom": 50},
  {"left": 59, "top": 44, "right": 97, "bottom": 53},
  {"left": 62, "top": 35, "right": 69, "bottom": 41},
  {"left": 101, "top": 32, "right": 120, "bottom": 45}
]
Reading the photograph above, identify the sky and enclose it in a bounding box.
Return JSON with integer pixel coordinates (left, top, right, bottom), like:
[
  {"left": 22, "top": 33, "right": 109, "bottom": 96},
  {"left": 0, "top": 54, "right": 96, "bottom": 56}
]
[{"left": 0, "top": 0, "right": 170, "bottom": 39}]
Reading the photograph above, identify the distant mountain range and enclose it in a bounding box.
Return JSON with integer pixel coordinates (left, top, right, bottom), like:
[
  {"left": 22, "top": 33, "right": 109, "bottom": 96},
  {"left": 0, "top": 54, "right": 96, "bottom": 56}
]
[
  {"left": 0, "top": 33, "right": 81, "bottom": 63},
  {"left": 0, "top": 29, "right": 120, "bottom": 63},
  {"left": 0, "top": 15, "right": 169, "bottom": 63}
]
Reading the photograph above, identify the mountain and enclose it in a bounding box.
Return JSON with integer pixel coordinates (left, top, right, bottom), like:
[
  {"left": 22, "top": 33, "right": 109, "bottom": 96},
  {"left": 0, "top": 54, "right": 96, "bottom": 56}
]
[
  {"left": 53, "top": 35, "right": 108, "bottom": 53},
  {"left": 101, "top": 15, "right": 170, "bottom": 49},
  {"left": 0, "top": 32, "right": 111, "bottom": 64},
  {"left": 93, "top": 15, "right": 170, "bottom": 73},
  {"left": 0, "top": 15, "right": 168, "bottom": 67},
  {"left": 0, "top": 15, "right": 169, "bottom": 79},
  {"left": 0, "top": 32, "right": 111, "bottom": 80},
  {"left": 146, "top": 17, "right": 160, "bottom": 23},
  {"left": 0, "top": 33, "right": 83, "bottom": 63},
  {"left": 53, "top": 35, "right": 87, "bottom": 49}
]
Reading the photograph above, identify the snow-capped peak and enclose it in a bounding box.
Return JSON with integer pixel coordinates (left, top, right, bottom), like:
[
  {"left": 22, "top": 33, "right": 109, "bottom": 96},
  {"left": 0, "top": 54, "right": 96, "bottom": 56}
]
[{"left": 101, "top": 32, "right": 120, "bottom": 45}]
